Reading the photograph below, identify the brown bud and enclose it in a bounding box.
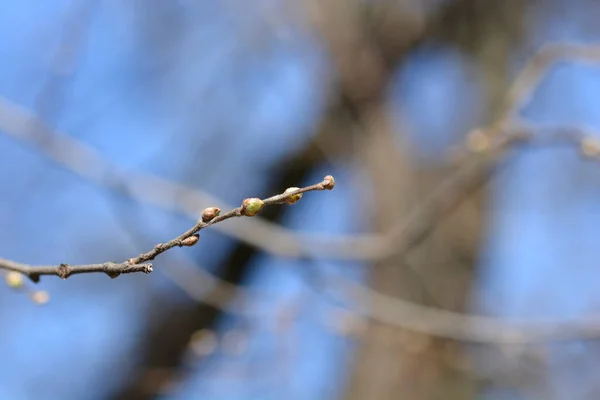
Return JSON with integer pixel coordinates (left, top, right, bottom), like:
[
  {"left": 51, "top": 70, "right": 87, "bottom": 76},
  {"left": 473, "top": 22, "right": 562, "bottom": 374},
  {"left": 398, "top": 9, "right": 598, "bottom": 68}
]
[
  {"left": 241, "top": 198, "right": 264, "bottom": 216},
  {"left": 181, "top": 234, "right": 199, "bottom": 247},
  {"left": 322, "top": 175, "right": 335, "bottom": 190},
  {"left": 106, "top": 271, "right": 121, "bottom": 279},
  {"left": 201, "top": 207, "right": 221, "bottom": 222},
  {"left": 283, "top": 187, "right": 303, "bottom": 204},
  {"left": 57, "top": 263, "right": 72, "bottom": 280}
]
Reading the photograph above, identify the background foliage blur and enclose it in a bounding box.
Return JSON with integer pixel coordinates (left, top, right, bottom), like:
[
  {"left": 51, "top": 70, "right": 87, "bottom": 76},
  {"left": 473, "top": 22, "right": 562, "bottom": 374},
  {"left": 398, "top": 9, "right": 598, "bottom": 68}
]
[{"left": 2, "top": 0, "right": 600, "bottom": 399}]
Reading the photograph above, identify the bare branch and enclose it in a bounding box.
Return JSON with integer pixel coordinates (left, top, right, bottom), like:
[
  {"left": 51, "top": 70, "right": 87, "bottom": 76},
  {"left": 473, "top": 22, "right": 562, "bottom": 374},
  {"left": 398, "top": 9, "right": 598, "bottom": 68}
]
[{"left": 126, "top": 177, "right": 334, "bottom": 267}]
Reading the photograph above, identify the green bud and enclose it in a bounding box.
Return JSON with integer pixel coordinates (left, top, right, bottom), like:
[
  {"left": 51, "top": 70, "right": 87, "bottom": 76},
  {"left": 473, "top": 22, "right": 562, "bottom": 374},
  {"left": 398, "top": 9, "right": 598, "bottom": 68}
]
[
  {"left": 241, "top": 198, "right": 264, "bottom": 216},
  {"left": 283, "top": 187, "right": 303, "bottom": 204},
  {"left": 5, "top": 271, "right": 24, "bottom": 288}
]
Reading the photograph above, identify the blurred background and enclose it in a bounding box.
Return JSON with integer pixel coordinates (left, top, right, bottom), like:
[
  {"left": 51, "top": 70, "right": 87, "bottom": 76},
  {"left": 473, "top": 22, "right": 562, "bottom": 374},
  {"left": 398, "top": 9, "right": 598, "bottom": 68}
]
[{"left": 2, "top": 0, "right": 600, "bottom": 399}]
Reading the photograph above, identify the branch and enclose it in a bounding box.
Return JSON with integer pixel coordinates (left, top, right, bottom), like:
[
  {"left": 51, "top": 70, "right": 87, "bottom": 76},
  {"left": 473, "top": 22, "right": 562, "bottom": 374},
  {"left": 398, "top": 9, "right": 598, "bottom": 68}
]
[
  {"left": 324, "top": 266, "right": 600, "bottom": 344},
  {"left": 0, "top": 259, "right": 153, "bottom": 283},
  {"left": 126, "top": 177, "right": 334, "bottom": 267},
  {"left": 495, "top": 42, "right": 600, "bottom": 130},
  {"left": 0, "top": 176, "right": 334, "bottom": 282}
]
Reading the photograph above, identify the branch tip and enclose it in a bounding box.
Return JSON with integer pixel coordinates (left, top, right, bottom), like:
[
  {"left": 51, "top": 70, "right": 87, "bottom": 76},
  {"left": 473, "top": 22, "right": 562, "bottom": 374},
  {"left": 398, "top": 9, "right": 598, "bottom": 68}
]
[{"left": 322, "top": 175, "right": 335, "bottom": 190}]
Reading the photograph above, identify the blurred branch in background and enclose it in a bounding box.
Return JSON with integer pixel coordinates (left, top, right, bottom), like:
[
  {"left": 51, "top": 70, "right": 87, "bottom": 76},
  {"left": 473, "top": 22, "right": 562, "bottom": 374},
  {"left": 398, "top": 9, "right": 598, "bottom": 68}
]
[
  {"left": 2, "top": 39, "right": 600, "bottom": 340},
  {"left": 298, "top": 0, "right": 600, "bottom": 397}
]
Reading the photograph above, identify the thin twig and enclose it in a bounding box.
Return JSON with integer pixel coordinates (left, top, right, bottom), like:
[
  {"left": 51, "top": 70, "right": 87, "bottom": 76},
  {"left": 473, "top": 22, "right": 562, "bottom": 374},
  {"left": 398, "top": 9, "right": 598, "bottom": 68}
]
[
  {"left": 0, "top": 177, "right": 334, "bottom": 282},
  {"left": 0, "top": 258, "right": 153, "bottom": 283}
]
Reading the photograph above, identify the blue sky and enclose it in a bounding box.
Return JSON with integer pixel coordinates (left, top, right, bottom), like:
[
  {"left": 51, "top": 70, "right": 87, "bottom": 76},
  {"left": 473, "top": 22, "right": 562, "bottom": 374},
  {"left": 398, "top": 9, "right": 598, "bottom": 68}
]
[{"left": 2, "top": 1, "right": 600, "bottom": 399}]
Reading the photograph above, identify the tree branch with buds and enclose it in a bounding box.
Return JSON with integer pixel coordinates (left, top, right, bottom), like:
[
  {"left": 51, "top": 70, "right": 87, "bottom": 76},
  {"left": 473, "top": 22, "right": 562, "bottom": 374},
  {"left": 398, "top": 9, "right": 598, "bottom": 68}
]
[{"left": 0, "top": 176, "right": 335, "bottom": 283}]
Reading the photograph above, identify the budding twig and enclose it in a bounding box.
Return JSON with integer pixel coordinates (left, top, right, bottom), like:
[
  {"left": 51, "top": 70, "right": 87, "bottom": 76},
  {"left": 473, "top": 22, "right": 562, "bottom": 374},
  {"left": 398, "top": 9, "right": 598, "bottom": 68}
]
[{"left": 0, "top": 176, "right": 334, "bottom": 282}]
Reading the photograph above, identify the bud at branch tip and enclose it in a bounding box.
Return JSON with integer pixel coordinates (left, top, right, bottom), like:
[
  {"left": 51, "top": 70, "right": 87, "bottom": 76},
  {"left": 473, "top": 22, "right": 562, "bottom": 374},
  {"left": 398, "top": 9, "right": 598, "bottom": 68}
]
[{"left": 323, "top": 175, "right": 335, "bottom": 190}]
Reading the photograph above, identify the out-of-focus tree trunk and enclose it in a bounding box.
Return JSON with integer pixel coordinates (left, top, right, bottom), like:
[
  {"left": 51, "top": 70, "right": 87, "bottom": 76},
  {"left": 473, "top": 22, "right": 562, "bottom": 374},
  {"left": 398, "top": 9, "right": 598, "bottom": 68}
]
[{"left": 298, "top": 0, "right": 528, "bottom": 398}]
